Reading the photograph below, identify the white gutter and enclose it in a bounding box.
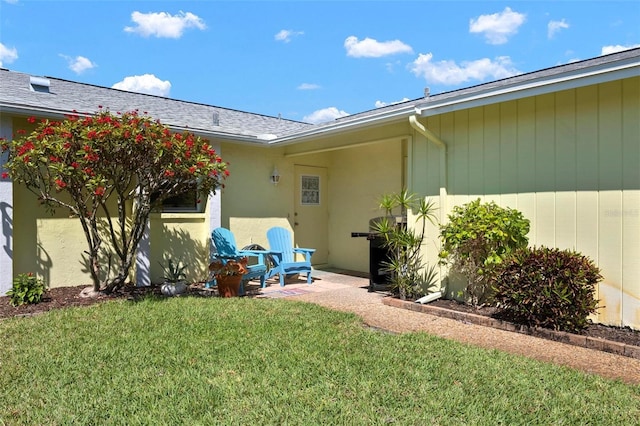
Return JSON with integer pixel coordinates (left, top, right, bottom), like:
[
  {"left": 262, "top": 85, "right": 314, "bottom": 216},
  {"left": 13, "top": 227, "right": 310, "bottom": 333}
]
[
  {"left": 408, "top": 114, "right": 448, "bottom": 225},
  {"left": 271, "top": 103, "right": 418, "bottom": 146},
  {"left": 0, "top": 104, "right": 271, "bottom": 145},
  {"left": 414, "top": 59, "right": 638, "bottom": 118}
]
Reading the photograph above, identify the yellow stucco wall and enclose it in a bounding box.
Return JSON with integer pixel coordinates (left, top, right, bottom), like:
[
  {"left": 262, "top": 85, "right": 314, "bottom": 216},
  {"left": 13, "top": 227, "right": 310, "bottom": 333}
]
[
  {"left": 149, "top": 213, "right": 211, "bottom": 285},
  {"left": 219, "top": 134, "right": 406, "bottom": 271},
  {"left": 327, "top": 139, "right": 405, "bottom": 272},
  {"left": 413, "top": 76, "right": 640, "bottom": 328},
  {"left": 218, "top": 143, "right": 320, "bottom": 248}
]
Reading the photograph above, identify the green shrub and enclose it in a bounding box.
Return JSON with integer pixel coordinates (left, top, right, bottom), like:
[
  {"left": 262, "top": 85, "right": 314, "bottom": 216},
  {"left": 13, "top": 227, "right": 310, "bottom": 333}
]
[
  {"left": 493, "top": 247, "right": 602, "bottom": 332},
  {"left": 439, "top": 199, "right": 530, "bottom": 306},
  {"left": 7, "top": 273, "right": 46, "bottom": 307}
]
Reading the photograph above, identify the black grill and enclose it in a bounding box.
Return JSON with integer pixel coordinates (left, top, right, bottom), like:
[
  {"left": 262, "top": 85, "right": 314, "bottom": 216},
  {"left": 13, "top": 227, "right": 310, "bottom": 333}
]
[{"left": 351, "top": 215, "right": 405, "bottom": 292}]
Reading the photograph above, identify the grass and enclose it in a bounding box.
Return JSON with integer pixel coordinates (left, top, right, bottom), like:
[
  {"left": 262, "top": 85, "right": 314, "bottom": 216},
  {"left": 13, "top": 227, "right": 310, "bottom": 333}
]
[{"left": 1, "top": 296, "right": 639, "bottom": 425}]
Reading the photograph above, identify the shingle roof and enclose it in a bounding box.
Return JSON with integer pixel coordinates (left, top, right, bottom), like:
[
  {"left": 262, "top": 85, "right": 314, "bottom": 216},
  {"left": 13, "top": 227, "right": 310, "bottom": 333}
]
[
  {"left": 1, "top": 47, "right": 638, "bottom": 145},
  {"left": 0, "top": 70, "right": 313, "bottom": 143}
]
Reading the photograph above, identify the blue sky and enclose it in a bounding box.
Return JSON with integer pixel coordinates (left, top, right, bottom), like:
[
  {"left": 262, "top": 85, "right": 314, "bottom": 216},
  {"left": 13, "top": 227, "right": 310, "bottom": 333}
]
[{"left": 1, "top": 1, "right": 638, "bottom": 123}]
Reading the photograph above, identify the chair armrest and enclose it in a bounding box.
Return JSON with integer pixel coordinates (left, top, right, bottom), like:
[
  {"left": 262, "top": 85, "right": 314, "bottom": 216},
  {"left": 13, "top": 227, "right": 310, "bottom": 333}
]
[
  {"left": 267, "top": 250, "right": 284, "bottom": 264},
  {"left": 238, "top": 249, "right": 270, "bottom": 257},
  {"left": 293, "top": 248, "right": 316, "bottom": 261}
]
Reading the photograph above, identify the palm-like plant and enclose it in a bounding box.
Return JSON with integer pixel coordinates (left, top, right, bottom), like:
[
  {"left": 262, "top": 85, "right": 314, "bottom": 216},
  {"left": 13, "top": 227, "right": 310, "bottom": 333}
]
[{"left": 372, "top": 191, "right": 439, "bottom": 300}]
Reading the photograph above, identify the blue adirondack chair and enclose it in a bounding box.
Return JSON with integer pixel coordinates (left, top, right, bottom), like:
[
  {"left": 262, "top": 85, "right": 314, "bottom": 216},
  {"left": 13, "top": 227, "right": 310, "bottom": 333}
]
[
  {"left": 209, "top": 227, "right": 268, "bottom": 295},
  {"left": 266, "top": 226, "right": 315, "bottom": 286}
]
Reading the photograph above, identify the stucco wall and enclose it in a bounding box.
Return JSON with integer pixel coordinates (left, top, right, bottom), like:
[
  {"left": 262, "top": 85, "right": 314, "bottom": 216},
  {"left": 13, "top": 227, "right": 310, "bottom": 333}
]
[
  {"left": 219, "top": 137, "right": 406, "bottom": 273},
  {"left": 149, "top": 214, "right": 211, "bottom": 285},
  {"left": 413, "top": 77, "right": 640, "bottom": 328},
  {"left": 327, "top": 139, "right": 405, "bottom": 272},
  {"left": 220, "top": 143, "right": 331, "bottom": 248}
]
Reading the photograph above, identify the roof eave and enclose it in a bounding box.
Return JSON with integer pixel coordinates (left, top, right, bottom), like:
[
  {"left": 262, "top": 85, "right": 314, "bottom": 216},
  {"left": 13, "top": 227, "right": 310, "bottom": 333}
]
[
  {"left": 268, "top": 103, "right": 419, "bottom": 146},
  {"left": 0, "top": 103, "right": 271, "bottom": 145},
  {"left": 416, "top": 57, "right": 639, "bottom": 117}
]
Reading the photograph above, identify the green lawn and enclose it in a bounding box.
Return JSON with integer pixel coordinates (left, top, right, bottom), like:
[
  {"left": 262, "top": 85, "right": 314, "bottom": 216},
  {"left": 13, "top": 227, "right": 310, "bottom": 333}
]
[{"left": 1, "top": 296, "right": 638, "bottom": 425}]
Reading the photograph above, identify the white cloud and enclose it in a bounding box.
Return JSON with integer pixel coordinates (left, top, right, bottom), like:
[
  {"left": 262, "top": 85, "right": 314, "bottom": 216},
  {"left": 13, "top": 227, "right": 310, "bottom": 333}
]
[
  {"left": 548, "top": 19, "right": 569, "bottom": 39},
  {"left": 303, "top": 107, "right": 349, "bottom": 124},
  {"left": 112, "top": 74, "right": 171, "bottom": 97},
  {"left": 469, "top": 7, "right": 526, "bottom": 45},
  {"left": 601, "top": 44, "right": 640, "bottom": 55},
  {"left": 3, "top": 0, "right": 19, "bottom": 4},
  {"left": 0, "top": 42, "right": 18, "bottom": 67},
  {"left": 375, "top": 98, "right": 409, "bottom": 108},
  {"left": 275, "top": 29, "right": 304, "bottom": 43},
  {"left": 124, "top": 11, "right": 206, "bottom": 38},
  {"left": 61, "top": 55, "right": 96, "bottom": 74},
  {"left": 344, "top": 36, "right": 413, "bottom": 58},
  {"left": 410, "top": 53, "right": 521, "bottom": 86},
  {"left": 297, "top": 83, "right": 320, "bottom": 90}
]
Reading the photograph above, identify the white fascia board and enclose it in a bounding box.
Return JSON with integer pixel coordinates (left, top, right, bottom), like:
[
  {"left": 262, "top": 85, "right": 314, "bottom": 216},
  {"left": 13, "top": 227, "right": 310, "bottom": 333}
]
[
  {"left": 0, "top": 104, "right": 269, "bottom": 145},
  {"left": 268, "top": 104, "right": 418, "bottom": 146},
  {"left": 416, "top": 62, "right": 639, "bottom": 117}
]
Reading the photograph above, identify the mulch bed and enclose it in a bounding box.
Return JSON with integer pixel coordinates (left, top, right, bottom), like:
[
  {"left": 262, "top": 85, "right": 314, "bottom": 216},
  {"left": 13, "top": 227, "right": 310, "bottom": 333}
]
[
  {"left": 0, "top": 285, "right": 160, "bottom": 319},
  {"left": 429, "top": 298, "right": 640, "bottom": 347}
]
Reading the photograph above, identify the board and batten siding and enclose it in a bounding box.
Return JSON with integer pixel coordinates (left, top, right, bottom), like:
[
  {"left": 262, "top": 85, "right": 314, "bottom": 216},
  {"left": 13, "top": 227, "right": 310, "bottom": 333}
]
[{"left": 415, "top": 77, "right": 639, "bottom": 329}]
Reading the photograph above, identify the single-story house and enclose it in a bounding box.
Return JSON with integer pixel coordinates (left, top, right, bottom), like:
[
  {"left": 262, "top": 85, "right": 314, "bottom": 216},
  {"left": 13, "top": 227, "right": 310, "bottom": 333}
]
[{"left": 1, "top": 48, "right": 638, "bottom": 329}]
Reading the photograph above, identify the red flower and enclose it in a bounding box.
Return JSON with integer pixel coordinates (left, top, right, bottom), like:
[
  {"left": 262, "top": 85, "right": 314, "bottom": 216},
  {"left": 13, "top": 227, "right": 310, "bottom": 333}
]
[
  {"left": 71, "top": 162, "right": 79, "bottom": 169},
  {"left": 174, "top": 158, "right": 181, "bottom": 165},
  {"left": 164, "top": 170, "right": 175, "bottom": 177},
  {"left": 224, "top": 170, "right": 230, "bottom": 177},
  {"left": 27, "top": 116, "right": 36, "bottom": 123},
  {"left": 94, "top": 186, "right": 105, "bottom": 196},
  {"left": 55, "top": 178, "right": 66, "bottom": 188},
  {"left": 1, "top": 172, "right": 8, "bottom": 179},
  {"left": 188, "top": 166, "right": 196, "bottom": 174}
]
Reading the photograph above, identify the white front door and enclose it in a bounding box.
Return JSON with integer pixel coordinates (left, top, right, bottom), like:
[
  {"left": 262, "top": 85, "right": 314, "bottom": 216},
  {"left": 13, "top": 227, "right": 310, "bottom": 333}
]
[{"left": 294, "top": 165, "right": 328, "bottom": 265}]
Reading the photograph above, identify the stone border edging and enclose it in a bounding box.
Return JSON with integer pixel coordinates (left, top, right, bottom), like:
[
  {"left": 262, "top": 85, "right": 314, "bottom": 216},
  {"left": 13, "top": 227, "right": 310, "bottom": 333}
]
[{"left": 383, "top": 297, "right": 640, "bottom": 360}]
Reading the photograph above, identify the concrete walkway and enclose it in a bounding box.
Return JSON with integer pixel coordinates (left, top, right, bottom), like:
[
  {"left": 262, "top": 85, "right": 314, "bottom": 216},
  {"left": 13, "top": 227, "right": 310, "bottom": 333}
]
[{"left": 251, "top": 269, "right": 640, "bottom": 385}]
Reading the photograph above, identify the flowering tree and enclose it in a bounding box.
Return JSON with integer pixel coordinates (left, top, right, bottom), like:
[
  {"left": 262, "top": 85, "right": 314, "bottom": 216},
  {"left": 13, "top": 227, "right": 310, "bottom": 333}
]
[{"left": 1, "top": 109, "right": 228, "bottom": 293}]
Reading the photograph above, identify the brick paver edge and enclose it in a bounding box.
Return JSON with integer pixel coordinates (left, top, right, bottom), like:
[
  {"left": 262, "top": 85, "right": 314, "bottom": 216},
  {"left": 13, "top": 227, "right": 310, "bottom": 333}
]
[{"left": 382, "top": 297, "right": 639, "bottom": 360}]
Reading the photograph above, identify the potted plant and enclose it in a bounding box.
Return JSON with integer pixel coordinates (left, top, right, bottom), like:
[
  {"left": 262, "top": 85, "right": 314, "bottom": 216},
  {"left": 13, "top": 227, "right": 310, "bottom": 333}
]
[
  {"left": 208, "top": 257, "right": 248, "bottom": 297},
  {"left": 159, "top": 258, "right": 189, "bottom": 296}
]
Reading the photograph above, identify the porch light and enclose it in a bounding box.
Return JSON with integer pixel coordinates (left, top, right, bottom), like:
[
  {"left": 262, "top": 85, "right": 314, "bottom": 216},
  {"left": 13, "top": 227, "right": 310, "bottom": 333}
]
[{"left": 270, "top": 167, "right": 280, "bottom": 185}]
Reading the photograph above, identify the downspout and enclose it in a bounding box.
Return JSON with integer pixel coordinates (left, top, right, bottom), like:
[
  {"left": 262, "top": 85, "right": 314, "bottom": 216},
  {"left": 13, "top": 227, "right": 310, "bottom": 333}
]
[
  {"left": 408, "top": 114, "right": 447, "bottom": 225},
  {"left": 409, "top": 113, "right": 447, "bottom": 304}
]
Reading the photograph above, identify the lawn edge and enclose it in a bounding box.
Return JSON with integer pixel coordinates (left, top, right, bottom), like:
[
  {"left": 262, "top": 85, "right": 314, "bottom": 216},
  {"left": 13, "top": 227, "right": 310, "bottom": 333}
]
[{"left": 383, "top": 297, "right": 640, "bottom": 360}]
